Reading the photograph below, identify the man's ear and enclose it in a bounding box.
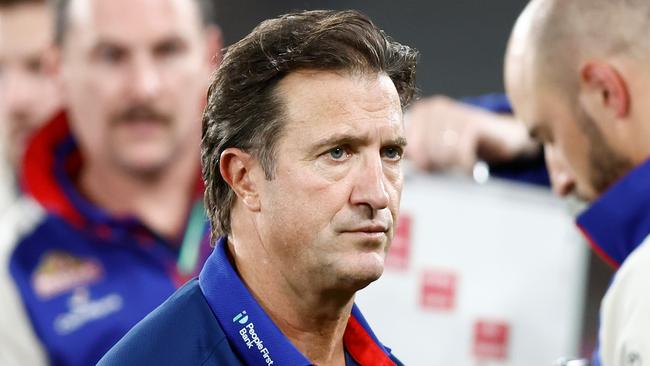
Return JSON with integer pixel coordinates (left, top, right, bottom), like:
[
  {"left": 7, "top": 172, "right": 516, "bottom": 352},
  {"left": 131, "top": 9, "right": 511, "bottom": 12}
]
[
  {"left": 204, "top": 25, "right": 223, "bottom": 68},
  {"left": 219, "top": 148, "right": 261, "bottom": 212},
  {"left": 579, "top": 61, "right": 630, "bottom": 120}
]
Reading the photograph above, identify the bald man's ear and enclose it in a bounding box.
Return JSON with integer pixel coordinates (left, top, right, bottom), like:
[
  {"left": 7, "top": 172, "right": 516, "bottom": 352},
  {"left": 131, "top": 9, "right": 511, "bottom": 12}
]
[
  {"left": 579, "top": 61, "right": 630, "bottom": 120},
  {"left": 219, "top": 148, "right": 261, "bottom": 212}
]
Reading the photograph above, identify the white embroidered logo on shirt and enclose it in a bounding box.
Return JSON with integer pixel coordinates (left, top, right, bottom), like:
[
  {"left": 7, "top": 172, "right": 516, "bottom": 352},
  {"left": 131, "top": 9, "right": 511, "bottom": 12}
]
[{"left": 54, "top": 288, "right": 123, "bottom": 335}]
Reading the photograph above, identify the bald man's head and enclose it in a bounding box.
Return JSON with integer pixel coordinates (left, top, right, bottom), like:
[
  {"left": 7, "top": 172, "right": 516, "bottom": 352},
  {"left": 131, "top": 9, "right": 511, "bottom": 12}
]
[
  {"left": 507, "top": 0, "right": 650, "bottom": 96},
  {"left": 504, "top": 0, "right": 650, "bottom": 202}
]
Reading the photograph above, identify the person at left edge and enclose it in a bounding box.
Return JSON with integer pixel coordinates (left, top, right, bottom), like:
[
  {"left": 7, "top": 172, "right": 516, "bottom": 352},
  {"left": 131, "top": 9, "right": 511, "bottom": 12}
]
[
  {"left": 0, "top": 0, "right": 222, "bottom": 365},
  {"left": 0, "top": 0, "right": 62, "bottom": 216},
  {"left": 100, "top": 9, "right": 416, "bottom": 366},
  {"left": 0, "top": 1, "right": 62, "bottom": 365}
]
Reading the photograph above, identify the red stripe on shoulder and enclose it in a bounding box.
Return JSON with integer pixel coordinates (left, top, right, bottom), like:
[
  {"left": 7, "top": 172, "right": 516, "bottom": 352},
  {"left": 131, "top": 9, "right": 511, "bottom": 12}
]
[{"left": 577, "top": 224, "right": 620, "bottom": 269}]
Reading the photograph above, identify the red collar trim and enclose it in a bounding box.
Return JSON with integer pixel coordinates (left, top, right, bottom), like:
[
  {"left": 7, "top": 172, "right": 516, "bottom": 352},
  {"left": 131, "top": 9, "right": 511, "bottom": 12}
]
[
  {"left": 344, "top": 315, "right": 396, "bottom": 366},
  {"left": 21, "top": 111, "right": 85, "bottom": 226}
]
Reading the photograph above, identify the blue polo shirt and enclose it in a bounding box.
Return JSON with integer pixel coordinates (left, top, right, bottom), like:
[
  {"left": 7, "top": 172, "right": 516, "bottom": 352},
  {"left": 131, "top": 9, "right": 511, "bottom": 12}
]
[
  {"left": 5, "top": 111, "right": 211, "bottom": 366},
  {"left": 99, "top": 238, "right": 403, "bottom": 365},
  {"left": 576, "top": 159, "right": 650, "bottom": 365}
]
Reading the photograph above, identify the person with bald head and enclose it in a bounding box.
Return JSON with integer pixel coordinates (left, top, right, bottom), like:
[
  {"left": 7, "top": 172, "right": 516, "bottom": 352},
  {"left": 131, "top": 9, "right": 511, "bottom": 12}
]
[
  {"left": 0, "top": 0, "right": 221, "bottom": 364},
  {"left": 505, "top": 0, "right": 650, "bottom": 364}
]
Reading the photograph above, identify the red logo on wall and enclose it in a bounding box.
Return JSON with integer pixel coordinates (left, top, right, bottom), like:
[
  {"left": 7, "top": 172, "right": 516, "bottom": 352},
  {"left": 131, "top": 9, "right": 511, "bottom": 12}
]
[
  {"left": 385, "top": 213, "right": 411, "bottom": 270},
  {"left": 473, "top": 319, "right": 510, "bottom": 360},
  {"left": 419, "top": 269, "right": 457, "bottom": 311}
]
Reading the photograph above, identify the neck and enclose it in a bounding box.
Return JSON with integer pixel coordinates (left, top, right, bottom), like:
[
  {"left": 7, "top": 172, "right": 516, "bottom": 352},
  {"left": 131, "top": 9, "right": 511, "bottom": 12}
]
[
  {"left": 228, "top": 226, "right": 354, "bottom": 366},
  {"left": 79, "top": 148, "right": 200, "bottom": 239}
]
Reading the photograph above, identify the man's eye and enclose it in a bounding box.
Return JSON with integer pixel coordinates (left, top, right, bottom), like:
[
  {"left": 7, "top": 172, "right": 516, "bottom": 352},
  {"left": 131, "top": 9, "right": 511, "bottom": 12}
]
[
  {"left": 327, "top": 147, "right": 348, "bottom": 160},
  {"left": 154, "top": 40, "right": 185, "bottom": 59},
  {"left": 97, "top": 47, "right": 126, "bottom": 64},
  {"left": 25, "top": 58, "right": 43, "bottom": 74},
  {"left": 382, "top": 146, "right": 403, "bottom": 161}
]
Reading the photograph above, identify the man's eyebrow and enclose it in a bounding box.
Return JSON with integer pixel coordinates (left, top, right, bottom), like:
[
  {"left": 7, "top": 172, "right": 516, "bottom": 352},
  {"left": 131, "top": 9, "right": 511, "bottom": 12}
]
[
  {"left": 311, "top": 134, "right": 368, "bottom": 152},
  {"left": 391, "top": 136, "right": 408, "bottom": 147},
  {"left": 309, "top": 133, "right": 407, "bottom": 153},
  {"left": 91, "top": 40, "right": 127, "bottom": 53}
]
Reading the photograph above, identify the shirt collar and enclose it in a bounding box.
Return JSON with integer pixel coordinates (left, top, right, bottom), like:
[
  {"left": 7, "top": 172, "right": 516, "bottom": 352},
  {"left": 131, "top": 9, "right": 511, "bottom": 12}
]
[
  {"left": 199, "top": 237, "right": 396, "bottom": 366},
  {"left": 21, "top": 111, "right": 85, "bottom": 225},
  {"left": 577, "top": 158, "right": 650, "bottom": 268}
]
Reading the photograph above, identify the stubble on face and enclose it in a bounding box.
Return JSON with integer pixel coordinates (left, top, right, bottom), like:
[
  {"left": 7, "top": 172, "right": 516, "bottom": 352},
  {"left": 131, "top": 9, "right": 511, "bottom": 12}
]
[{"left": 575, "top": 106, "right": 634, "bottom": 197}]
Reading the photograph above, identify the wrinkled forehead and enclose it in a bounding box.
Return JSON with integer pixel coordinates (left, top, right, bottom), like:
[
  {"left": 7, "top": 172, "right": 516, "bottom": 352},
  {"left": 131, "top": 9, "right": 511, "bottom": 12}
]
[
  {"left": 280, "top": 71, "right": 403, "bottom": 127},
  {"left": 64, "top": 0, "right": 203, "bottom": 47},
  {"left": 274, "top": 70, "right": 405, "bottom": 154}
]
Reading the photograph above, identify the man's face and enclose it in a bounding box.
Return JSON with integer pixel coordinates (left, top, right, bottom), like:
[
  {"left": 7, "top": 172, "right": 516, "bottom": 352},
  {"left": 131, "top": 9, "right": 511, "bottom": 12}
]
[
  {"left": 58, "top": 0, "right": 212, "bottom": 176},
  {"left": 0, "top": 3, "right": 61, "bottom": 169},
  {"left": 506, "top": 65, "right": 632, "bottom": 202},
  {"left": 256, "top": 71, "right": 405, "bottom": 292}
]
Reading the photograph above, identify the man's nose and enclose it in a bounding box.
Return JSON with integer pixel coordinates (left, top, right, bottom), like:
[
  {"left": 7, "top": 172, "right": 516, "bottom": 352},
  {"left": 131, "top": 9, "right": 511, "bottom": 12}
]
[
  {"left": 3, "top": 70, "right": 32, "bottom": 115},
  {"left": 350, "top": 155, "right": 390, "bottom": 211},
  {"left": 544, "top": 144, "right": 576, "bottom": 197},
  {"left": 128, "top": 55, "right": 162, "bottom": 102}
]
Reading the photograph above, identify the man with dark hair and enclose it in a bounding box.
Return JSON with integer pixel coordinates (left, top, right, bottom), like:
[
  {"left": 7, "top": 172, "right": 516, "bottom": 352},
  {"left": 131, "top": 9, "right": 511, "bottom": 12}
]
[
  {"left": 0, "top": 0, "right": 61, "bottom": 213},
  {"left": 100, "top": 9, "right": 416, "bottom": 366},
  {"left": 505, "top": 0, "right": 650, "bottom": 363},
  {"left": 0, "top": 0, "right": 222, "bottom": 364},
  {"left": 0, "top": 1, "right": 60, "bottom": 365}
]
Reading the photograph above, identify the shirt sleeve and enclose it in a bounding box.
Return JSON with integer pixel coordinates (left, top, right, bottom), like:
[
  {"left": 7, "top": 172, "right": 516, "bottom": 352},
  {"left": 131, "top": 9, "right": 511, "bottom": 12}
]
[
  {"left": 599, "top": 238, "right": 650, "bottom": 366},
  {"left": 0, "top": 198, "right": 48, "bottom": 366}
]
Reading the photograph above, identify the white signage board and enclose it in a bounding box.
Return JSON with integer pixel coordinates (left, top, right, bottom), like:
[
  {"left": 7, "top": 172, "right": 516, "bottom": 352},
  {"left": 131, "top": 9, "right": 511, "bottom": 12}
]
[{"left": 356, "top": 173, "right": 588, "bottom": 366}]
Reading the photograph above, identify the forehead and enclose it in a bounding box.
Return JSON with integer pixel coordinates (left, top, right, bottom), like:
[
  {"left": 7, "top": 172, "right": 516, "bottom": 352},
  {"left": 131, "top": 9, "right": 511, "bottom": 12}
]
[
  {"left": 0, "top": 4, "right": 52, "bottom": 58},
  {"left": 276, "top": 70, "right": 403, "bottom": 139},
  {"left": 506, "top": 41, "right": 579, "bottom": 135},
  {"left": 506, "top": 51, "right": 550, "bottom": 129},
  {"left": 65, "top": 0, "right": 202, "bottom": 46}
]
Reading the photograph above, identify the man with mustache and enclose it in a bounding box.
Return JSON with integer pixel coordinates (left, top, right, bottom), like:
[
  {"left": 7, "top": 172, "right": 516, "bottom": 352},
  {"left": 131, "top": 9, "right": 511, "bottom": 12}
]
[
  {"left": 505, "top": 0, "right": 650, "bottom": 364},
  {"left": 100, "top": 9, "right": 415, "bottom": 366},
  {"left": 0, "top": 0, "right": 221, "bottom": 364}
]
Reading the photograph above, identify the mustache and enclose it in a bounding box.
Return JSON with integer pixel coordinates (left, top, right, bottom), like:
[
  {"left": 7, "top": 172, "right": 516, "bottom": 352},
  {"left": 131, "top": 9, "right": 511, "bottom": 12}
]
[{"left": 111, "top": 105, "right": 171, "bottom": 125}]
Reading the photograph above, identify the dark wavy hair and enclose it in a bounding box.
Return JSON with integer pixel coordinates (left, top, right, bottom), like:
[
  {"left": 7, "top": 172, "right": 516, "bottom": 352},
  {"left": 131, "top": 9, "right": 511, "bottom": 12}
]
[
  {"left": 202, "top": 9, "right": 418, "bottom": 240},
  {"left": 0, "top": 0, "right": 46, "bottom": 7}
]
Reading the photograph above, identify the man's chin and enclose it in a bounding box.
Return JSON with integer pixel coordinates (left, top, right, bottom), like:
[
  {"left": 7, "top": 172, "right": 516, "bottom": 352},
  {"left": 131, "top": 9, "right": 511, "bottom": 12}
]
[{"left": 339, "top": 253, "right": 386, "bottom": 290}]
